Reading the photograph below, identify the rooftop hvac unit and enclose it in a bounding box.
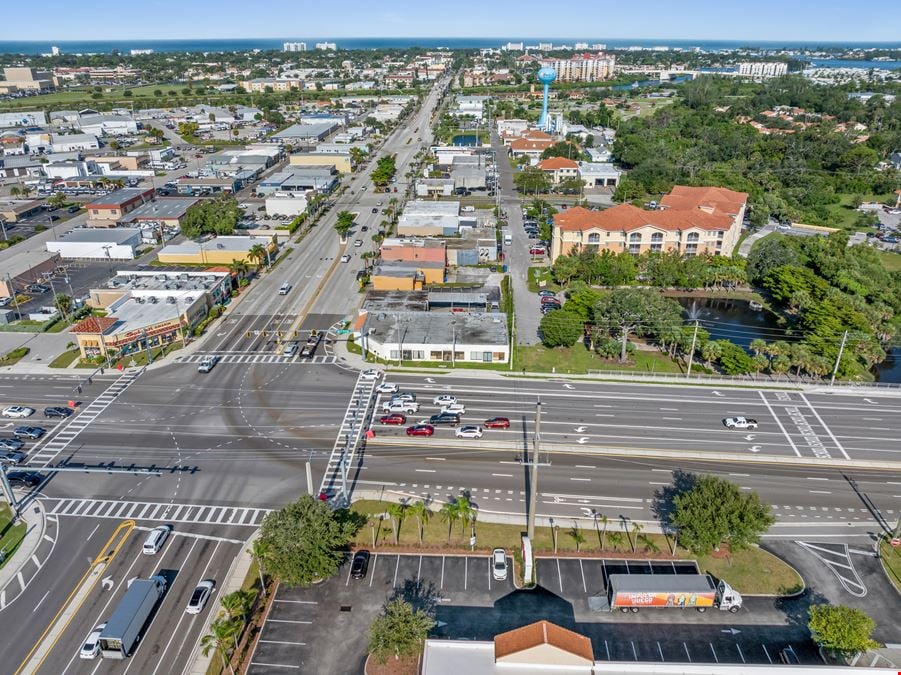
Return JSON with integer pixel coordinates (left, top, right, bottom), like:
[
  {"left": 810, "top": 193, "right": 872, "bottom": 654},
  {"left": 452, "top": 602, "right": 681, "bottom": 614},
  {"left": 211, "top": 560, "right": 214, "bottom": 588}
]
[
  {"left": 135, "top": 296, "right": 145, "bottom": 303},
  {"left": 186, "top": 297, "right": 194, "bottom": 303},
  {"left": 148, "top": 296, "right": 157, "bottom": 304},
  {"left": 167, "top": 297, "right": 176, "bottom": 304}
]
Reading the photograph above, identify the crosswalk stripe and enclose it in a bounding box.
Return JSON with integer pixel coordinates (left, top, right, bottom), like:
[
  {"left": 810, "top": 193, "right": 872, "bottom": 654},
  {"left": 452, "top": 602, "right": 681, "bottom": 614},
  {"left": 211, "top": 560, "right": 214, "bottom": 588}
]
[
  {"left": 39, "top": 497, "right": 271, "bottom": 526},
  {"left": 174, "top": 353, "right": 337, "bottom": 365}
]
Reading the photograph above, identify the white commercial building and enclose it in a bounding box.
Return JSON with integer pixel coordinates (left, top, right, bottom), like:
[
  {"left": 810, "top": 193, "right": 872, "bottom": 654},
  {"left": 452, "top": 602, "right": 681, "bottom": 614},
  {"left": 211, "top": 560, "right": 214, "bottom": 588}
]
[
  {"left": 50, "top": 133, "right": 99, "bottom": 153},
  {"left": 43, "top": 160, "right": 99, "bottom": 180},
  {"left": 46, "top": 227, "right": 142, "bottom": 260},
  {"left": 737, "top": 62, "right": 789, "bottom": 78},
  {"left": 0, "top": 111, "right": 47, "bottom": 128},
  {"left": 265, "top": 193, "right": 309, "bottom": 218},
  {"left": 397, "top": 200, "right": 461, "bottom": 236},
  {"left": 78, "top": 114, "right": 139, "bottom": 136},
  {"left": 283, "top": 42, "right": 307, "bottom": 52}
]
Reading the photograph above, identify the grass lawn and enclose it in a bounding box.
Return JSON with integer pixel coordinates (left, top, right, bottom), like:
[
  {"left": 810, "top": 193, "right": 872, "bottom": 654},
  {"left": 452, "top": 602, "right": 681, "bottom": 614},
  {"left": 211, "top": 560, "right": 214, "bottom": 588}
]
[
  {"left": 48, "top": 349, "right": 81, "bottom": 369},
  {"left": 824, "top": 193, "right": 895, "bottom": 230},
  {"left": 0, "top": 347, "right": 29, "bottom": 366},
  {"left": 617, "top": 97, "right": 675, "bottom": 120},
  {"left": 0, "top": 504, "right": 28, "bottom": 570},
  {"left": 877, "top": 250, "right": 901, "bottom": 272},
  {"left": 516, "top": 343, "right": 686, "bottom": 375},
  {"left": 527, "top": 266, "right": 560, "bottom": 293},
  {"left": 879, "top": 539, "right": 901, "bottom": 593},
  {"left": 350, "top": 500, "right": 801, "bottom": 595}
]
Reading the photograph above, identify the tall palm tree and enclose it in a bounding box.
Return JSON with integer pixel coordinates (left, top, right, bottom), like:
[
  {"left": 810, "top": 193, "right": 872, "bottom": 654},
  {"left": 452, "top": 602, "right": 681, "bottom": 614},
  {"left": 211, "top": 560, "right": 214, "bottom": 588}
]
[
  {"left": 220, "top": 590, "right": 254, "bottom": 625},
  {"left": 630, "top": 522, "right": 644, "bottom": 554},
  {"left": 568, "top": 524, "right": 585, "bottom": 552},
  {"left": 247, "top": 243, "right": 268, "bottom": 270},
  {"left": 607, "top": 531, "right": 624, "bottom": 553},
  {"left": 248, "top": 538, "right": 269, "bottom": 597},
  {"left": 386, "top": 501, "right": 408, "bottom": 545},
  {"left": 408, "top": 500, "right": 431, "bottom": 545},
  {"left": 749, "top": 339, "right": 767, "bottom": 357},
  {"left": 598, "top": 514, "right": 609, "bottom": 550},
  {"left": 700, "top": 341, "right": 722, "bottom": 369},
  {"left": 201, "top": 618, "right": 238, "bottom": 675},
  {"left": 439, "top": 500, "right": 459, "bottom": 544},
  {"left": 454, "top": 495, "right": 476, "bottom": 538},
  {"left": 229, "top": 259, "right": 249, "bottom": 280}
]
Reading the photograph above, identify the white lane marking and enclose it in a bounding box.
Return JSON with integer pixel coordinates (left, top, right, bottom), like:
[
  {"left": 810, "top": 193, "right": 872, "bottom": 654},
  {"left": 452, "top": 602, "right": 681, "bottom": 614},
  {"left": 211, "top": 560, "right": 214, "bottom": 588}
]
[
  {"left": 807, "top": 477, "right": 830, "bottom": 481},
  {"left": 758, "top": 391, "right": 802, "bottom": 457},
  {"left": 809, "top": 490, "right": 833, "bottom": 494},
  {"left": 491, "top": 473, "right": 513, "bottom": 477},
  {"left": 425, "top": 457, "right": 445, "bottom": 461},
  {"left": 415, "top": 469, "right": 436, "bottom": 473},
  {"left": 570, "top": 478, "right": 591, "bottom": 482}
]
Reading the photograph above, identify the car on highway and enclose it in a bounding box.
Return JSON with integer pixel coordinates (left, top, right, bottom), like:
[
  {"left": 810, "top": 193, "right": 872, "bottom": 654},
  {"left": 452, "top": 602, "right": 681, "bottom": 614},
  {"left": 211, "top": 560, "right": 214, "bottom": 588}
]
[
  {"left": 428, "top": 412, "right": 460, "bottom": 426},
  {"left": 360, "top": 369, "right": 382, "bottom": 381},
  {"left": 351, "top": 550, "right": 371, "bottom": 579},
  {"left": 353, "top": 239, "right": 363, "bottom": 247},
  {"left": 44, "top": 406, "right": 73, "bottom": 419},
  {"left": 0, "top": 438, "right": 25, "bottom": 451},
  {"left": 340, "top": 254, "right": 351, "bottom": 263},
  {"left": 484, "top": 417, "right": 510, "bottom": 429},
  {"left": 723, "top": 417, "right": 758, "bottom": 429},
  {"left": 185, "top": 580, "right": 215, "bottom": 614},
  {"left": 13, "top": 426, "right": 46, "bottom": 439},
  {"left": 441, "top": 403, "right": 466, "bottom": 416},
  {"left": 455, "top": 425, "right": 483, "bottom": 439},
  {"left": 197, "top": 356, "right": 219, "bottom": 373},
  {"left": 492, "top": 548, "right": 508, "bottom": 581},
  {"left": 5, "top": 471, "right": 43, "bottom": 487},
  {"left": 379, "top": 413, "right": 407, "bottom": 425},
  {"left": 376, "top": 382, "right": 398, "bottom": 394},
  {"left": 406, "top": 424, "right": 434, "bottom": 437},
  {"left": 432, "top": 395, "right": 457, "bottom": 406},
  {"left": 371, "top": 207, "right": 378, "bottom": 214},
  {"left": 79, "top": 622, "right": 107, "bottom": 659},
  {"left": 0, "top": 450, "right": 27, "bottom": 464},
  {"left": 361, "top": 225, "right": 368, "bottom": 232},
  {"left": 2, "top": 406, "right": 35, "bottom": 419},
  {"left": 382, "top": 400, "right": 419, "bottom": 414}
]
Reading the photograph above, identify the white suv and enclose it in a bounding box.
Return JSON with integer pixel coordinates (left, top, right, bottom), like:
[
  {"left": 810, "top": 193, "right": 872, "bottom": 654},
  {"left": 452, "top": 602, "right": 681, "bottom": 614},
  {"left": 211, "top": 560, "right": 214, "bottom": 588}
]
[{"left": 723, "top": 417, "right": 758, "bottom": 429}]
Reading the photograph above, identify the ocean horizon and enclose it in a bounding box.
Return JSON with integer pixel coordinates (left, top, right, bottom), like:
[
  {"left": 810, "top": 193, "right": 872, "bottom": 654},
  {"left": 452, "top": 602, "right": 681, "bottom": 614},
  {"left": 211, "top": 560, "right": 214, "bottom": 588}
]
[{"left": 1, "top": 37, "right": 900, "bottom": 56}]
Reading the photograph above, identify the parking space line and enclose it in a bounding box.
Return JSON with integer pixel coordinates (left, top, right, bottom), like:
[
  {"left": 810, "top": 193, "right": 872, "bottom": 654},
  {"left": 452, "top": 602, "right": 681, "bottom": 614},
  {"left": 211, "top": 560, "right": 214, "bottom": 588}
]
[
  {"left": 345, "top": 560, "right": 353, "bottom": 586},
  {"left": 579, "top": 559, "right": 587, "bottom": 593},
  {"left": 369, "top": 554, "right": 378, "bottom": 587},
  {"left": 464, "top": 557, "right": 468, "bottom": 590},
  {"left": 250, "top": 661, "right": 301, "bottom": 669},
  {"left": 657, "top": 642, "right": 664, "bottom": 661},
  {"left": 392, "top": 555, "right": 400, "bottom": 588},
  {"left": 260, "top": 640, "right": 307, "bottom": 646},
  {"left": 762, "top": 644, "right": 773, "bottom": 664},
  {"left": 710, "top": 643, "right": 718, "bottom": 663},
  {"left": 274, "top": 599, "right": 318, "bottom": 604},
  {"left": 631, "top": 641, "right": 638, "bottom": 661},
  {"left": 604, "top": 640, "right": 610, "bottom": 661},
  {"left": 487, "top": 557, "right": 491, "bottom": 591},
  {"left": 417, "top": 555, "right": 422, "bottom": 581},
  {"left": 736, "top": 643, "right": 745, "bottom": 663},
  {"left": 440, "top": 556, "right": 445, "bottom": 589},
  {"left": 556, "top": 559, "right": 563, "bottom": 592},
  {"left": 267, "top": 619, "right": 312, "bottom": 624},
  {"left": 684, "top": 643, "right": 691, "bottom": 662}
]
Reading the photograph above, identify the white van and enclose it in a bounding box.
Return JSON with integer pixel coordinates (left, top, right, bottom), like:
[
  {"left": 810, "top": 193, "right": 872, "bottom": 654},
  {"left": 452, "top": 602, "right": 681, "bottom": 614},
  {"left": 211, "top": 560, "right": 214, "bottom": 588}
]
[
  {"left": 279, "top": 282, "right": 291, "bottom": 295},
  {"left": 142, "top": 525, "right": 171, "bottom": 555}
]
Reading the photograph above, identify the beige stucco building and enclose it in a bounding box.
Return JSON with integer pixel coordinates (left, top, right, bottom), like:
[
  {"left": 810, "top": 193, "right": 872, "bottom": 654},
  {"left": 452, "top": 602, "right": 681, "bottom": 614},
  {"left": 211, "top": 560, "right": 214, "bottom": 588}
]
[{"left": 551, "top": 185, "right": 748, "bottom": 262}]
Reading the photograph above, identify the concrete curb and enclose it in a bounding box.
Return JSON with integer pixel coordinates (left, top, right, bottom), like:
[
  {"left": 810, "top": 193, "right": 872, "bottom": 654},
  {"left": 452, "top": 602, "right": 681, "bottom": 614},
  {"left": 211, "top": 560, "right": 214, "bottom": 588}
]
[
  {"left": 0, "top": 495, "right": 45, "bottom": 596},
  {"left": 365, "top": 436, "right": 901, "bottom": 471}
]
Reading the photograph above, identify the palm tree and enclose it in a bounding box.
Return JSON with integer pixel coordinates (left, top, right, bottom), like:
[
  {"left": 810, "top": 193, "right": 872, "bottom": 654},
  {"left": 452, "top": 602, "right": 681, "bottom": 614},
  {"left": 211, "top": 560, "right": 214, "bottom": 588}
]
[
  {"left": 639, "top": 534, "right": 661, "bottom": 554},
  {"left": 386, "top": 501, "right": 408, "bottom": 545},
  {"left": 749, "top": 339, "right": 767, "bottom": 357},
  {"left": 568, "top": 523, "right": 586, "bottom": 552},
  {"left": 247, "top": 243, "right": 268, "bottom": 270},
  {"left": 54, "top": 294, "right": 73, "bottom": 321},
  {"left": 201, "top": 618, "right": 238, "bottom": 675},
  {"left": 629, "top": 522, "right": 643, "bottom": 554},
  {"left": 607, "top": 531, "right": 624, "bottom": 553},
  {"left": 454, "top": 495, "right": 476, "bottom": 538},
  {"left": 9, "top": 186, "right": 21, "bottom": 198},
  {"left": 220, "top": 590, "right": 254, "bottom": 625},
  {"left": 700, "top": 341, "right": 722, "bottom": 369},
  {"left": 598, "top": 514, "right": 609, "bottom": 550},
  {"left": 228, "top": 259, "right": 249, "bottom": 281},
  {"left": 248, "top": 538, "right": 269, "bottom": 597},
  {"left": 439, "top": 500, "right": 460, "bottom": 544},
  {"left": 408, "top": 500, "right": 431, "bottom": 546}
]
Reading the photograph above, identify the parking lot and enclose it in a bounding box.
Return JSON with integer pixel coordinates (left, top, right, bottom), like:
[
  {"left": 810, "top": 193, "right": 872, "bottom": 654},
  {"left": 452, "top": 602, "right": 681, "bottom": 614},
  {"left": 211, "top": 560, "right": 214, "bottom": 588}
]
[{"left": 249, "top": 553, "right": 821, "bottom": 674}]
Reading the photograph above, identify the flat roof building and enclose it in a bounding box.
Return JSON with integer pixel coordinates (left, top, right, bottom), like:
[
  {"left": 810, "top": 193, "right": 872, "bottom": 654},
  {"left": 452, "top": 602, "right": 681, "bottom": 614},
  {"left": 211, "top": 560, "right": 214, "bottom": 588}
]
[
  {"left": 85, "top": 187, "right": 155, "bottom": 226},
  {"left": 119, "top": 197, "right": 200, "bottom": 227},
  {"left": 157, "top": 235, "right": 276, "bottom": 265},
  {"left": 271, "top": 122, "right": 338, "bottom": 143},
  {"left": 46, "top": 227, "right": 142, "bottom": 260}
]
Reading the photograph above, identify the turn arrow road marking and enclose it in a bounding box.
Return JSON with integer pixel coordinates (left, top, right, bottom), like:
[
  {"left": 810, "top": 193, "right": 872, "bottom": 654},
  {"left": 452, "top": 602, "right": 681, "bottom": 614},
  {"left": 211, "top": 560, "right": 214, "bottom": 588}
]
[
  {"left": 562, "top": 384, "right": 575, "bottom": 390},
  {"left": 749, "top": 445, "right": 762, "bottom": 453},
  {"left": 577, "top": 437, "right": 590, "bottom": 444},
  {"left": 101, "top": 576, "right": 114, "bottom": 591},
  {"left": 712, "top": 390, "right": 725, "bottom": 397},
  {"left": 574, "top": 426, "right": 587, "bottom": 433},
  {"left": 744, "top": 434, "right": 756, "bottom": 441}
]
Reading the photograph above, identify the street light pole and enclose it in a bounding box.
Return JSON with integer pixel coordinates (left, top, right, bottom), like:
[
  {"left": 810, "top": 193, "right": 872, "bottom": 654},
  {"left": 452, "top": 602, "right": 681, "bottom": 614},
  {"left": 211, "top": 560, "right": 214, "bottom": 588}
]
[
  {"left": 686, "top": 320, "right": 699, "bottom": 378},
  {"left": 526, "top": 398, "right": 542, "bottom": 541}
]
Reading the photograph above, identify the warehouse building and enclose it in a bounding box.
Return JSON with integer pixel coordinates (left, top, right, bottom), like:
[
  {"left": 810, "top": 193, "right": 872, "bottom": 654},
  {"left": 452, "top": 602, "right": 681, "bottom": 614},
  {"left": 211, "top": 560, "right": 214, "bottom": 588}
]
[{"left": 46, "top": 228, "right": 142, "bottom": 260}]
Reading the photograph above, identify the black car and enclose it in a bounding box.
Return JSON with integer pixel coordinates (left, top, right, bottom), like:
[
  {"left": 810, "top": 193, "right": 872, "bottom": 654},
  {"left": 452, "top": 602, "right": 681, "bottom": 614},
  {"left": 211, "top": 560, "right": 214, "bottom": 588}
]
[
  {"left": 14, "top": 426, "right": 45, "bottom": 439},
  {"left": 372, "top": 207, "right": 378, "bottom": 213},
  {"left": 5, "top": 471, "right": 43, "bottom": 487},
  {"left": 44, "top": 406, "right": 74, "bottom": 419},
  {"left": 351, "top": 550, "right": 371, "bottom": 579},
  {"left": 360, "top": 225, "right": 368, "bottom": 231},
  {"left": 428, "top": 413, "right": 461, "bottom": 426}
]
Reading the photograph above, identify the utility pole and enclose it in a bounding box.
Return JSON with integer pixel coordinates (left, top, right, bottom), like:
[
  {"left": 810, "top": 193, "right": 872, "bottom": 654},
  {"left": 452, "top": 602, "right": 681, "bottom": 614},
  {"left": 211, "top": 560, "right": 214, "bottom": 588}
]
[
  {"left": 526, "top": 398, "right": 542, "bottom": 541},
  {"left": 6, "top": 273, "right": 21, "bottom": 316},
  {"left": 830, "top": 330, "right": 848, "bottom": 386},
  {"left": 685, "top": 320, "right": 699, "bottom": 378}
]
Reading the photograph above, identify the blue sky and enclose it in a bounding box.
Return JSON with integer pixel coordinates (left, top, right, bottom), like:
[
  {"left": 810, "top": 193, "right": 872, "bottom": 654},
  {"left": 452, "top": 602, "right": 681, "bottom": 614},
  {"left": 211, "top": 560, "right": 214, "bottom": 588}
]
[{"left": 1, "top": 0, "right": 898, "bottom": 42}]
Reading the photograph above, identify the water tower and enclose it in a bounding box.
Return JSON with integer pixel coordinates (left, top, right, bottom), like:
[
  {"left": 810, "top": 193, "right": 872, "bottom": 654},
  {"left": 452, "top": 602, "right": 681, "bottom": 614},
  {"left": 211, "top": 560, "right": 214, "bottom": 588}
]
[{"left": 537, "top": 66, "right": 557, "bottom": 131}]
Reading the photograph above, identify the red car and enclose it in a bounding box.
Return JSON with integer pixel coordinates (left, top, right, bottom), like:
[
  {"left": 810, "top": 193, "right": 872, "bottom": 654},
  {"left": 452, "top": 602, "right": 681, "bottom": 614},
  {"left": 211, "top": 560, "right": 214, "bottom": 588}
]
[
  {"left": 406, "top": 424, "right": 435, "bottom": 437},
  {"left": 540, "top": 296, "right": 561, "bottom": 305},
  {"left": 529, "top": 247, "right": 546, "bottom": 256},
  {"left": 380, "top": 413, "right": 407, "bottom": 425},
  {"left": 484, "top": 417, "right": 511, "bottom": 429}
]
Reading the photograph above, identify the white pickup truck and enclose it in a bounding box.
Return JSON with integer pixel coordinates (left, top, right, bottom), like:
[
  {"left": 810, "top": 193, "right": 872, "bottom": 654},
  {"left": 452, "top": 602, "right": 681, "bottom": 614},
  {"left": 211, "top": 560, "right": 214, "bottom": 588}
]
[
  {"left": 723, "top": 417, "right": 758, "bottom": 429},
  {"left": 382, "top": 400, "right": 419, "bottom": 414}
]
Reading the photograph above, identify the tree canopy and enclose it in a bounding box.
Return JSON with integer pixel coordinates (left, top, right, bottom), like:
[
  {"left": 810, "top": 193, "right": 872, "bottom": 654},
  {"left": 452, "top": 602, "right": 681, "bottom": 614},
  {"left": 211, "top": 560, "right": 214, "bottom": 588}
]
[
  {"left": 539, "top": 310, "right": 583, "bottom": 348},
  {"left": 180, "top": 195, "right": 241, "bottom": 239},
  {"left": 257, "top": 495, "right": 359, "bottom": 587},
  {"left": 808, "top": 605, "right": 879, "bottom": 658},
  {"left": 671, "top": 474, "right": 775, "bottom": 555},
  {"left": 368, "top": 599, "right": 434, "bottom": 664}
]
